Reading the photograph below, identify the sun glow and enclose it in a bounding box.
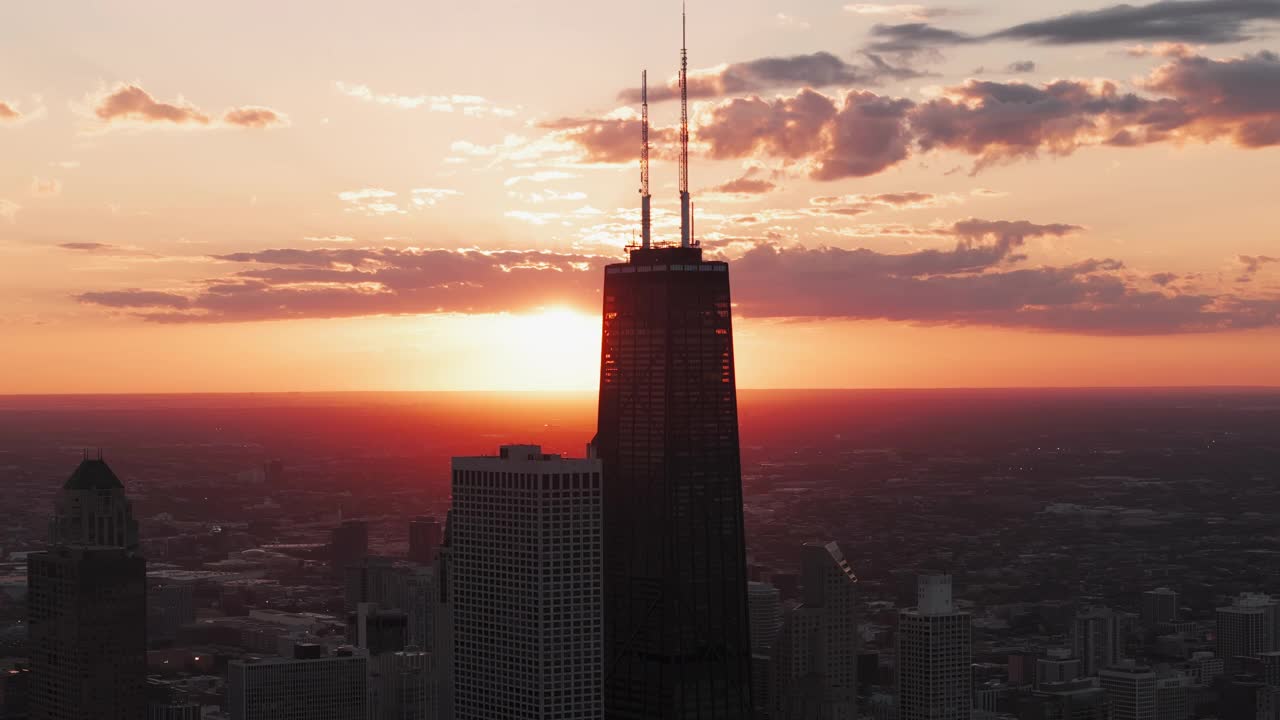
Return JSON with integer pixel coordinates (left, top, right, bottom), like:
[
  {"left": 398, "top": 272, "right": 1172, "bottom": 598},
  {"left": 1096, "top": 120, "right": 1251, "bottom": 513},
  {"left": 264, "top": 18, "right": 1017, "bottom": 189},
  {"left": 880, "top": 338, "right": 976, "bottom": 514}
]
[{"left": 490, "top": 308, "right": 601, "bottom": 391}]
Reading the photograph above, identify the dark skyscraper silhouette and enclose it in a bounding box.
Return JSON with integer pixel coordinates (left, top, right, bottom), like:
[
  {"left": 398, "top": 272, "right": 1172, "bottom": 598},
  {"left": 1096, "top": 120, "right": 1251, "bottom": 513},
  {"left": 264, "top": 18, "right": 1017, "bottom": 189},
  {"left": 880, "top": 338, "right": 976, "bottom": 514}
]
[
  {"left": 595, "top": 244, "right": 753, "bottom": 718},
  {"left": 596, "top": 18, "right": 752, "bottom": 705},
  {"left": 28, "top": 457, "right": 147, "bottom": 720}
]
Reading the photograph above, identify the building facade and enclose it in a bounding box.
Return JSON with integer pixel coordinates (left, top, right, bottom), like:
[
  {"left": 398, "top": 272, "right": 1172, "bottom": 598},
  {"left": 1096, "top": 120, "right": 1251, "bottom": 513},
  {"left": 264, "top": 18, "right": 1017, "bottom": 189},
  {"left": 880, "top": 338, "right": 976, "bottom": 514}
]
[
  {"left": 1216, "top": 594, "right": 1278, "bottom": 677},
  {"left": 227, "top": 651, "right": 368, "bottom": 720},
  {"left": 897, "top": 575, "right": 972, "bottom": 720},
  {"left": 449, "top": 445, "right": 603, "bottom": 720},
  {"left": 1072, "top": 608, "right": 1121, "bottom": 677},
  {"left": 769, "top": 542, "right": 859, "bottom": 720},
  {"left": 596, "top": 244, "right": 753, "bottom": 718}
]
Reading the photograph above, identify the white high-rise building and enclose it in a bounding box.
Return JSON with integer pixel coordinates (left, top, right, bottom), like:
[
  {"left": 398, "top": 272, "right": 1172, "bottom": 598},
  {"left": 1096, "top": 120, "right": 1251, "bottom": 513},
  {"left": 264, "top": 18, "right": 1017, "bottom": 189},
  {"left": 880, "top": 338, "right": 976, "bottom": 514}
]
[
  {"left": 897, "top": 574, "right": 971, "bottom": 720},
  {"left": 449, "top": 445, "right": 603, "bottom": 720},
  {"left": 769, "top": 542, "right": 859, "bottom": 720},
  {"left": 1216, "top": 594, "right": 1278, "bottom": 676}
]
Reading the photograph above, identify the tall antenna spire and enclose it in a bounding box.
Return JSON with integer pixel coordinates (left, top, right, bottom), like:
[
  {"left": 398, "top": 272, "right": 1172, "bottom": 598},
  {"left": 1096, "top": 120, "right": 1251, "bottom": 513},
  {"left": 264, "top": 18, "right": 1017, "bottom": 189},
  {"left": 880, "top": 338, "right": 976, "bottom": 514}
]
[
  {"left": 679, "top": 0, "right": 691, "bottom": 248},
  {"left": 641, "top": 70, "right": 652, "bottom": 249}
]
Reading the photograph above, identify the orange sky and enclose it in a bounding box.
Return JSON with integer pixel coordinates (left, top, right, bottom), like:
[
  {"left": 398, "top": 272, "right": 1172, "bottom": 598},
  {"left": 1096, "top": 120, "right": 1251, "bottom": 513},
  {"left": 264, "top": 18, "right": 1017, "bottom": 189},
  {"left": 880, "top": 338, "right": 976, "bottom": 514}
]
[{"left": 2, "top": 0, "right": 1279, "bottom": 393}]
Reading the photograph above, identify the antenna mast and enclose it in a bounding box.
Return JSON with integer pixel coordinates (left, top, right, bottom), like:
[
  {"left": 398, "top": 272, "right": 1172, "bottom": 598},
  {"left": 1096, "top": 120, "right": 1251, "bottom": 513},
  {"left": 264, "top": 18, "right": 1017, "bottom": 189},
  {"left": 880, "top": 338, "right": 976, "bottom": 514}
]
[
  {"left": 641, "top": 70, "right": 652, "bottom": 249},
  {"left": 679, "top": 1, "right": 691, "bottom": 248}
]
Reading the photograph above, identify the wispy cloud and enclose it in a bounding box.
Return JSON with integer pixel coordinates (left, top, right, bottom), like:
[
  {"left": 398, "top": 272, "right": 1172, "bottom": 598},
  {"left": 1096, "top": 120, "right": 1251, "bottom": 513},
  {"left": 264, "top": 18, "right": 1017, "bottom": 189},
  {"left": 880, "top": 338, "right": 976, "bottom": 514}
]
[
  {"left": 336, "top": 82, "right": 518, "bottom": 117},
  {"left": 0, "top": 200, "right": 21, "bottom": 223},
  {"left": 85, "top": 83, "right": 287, "bottom": 130},
  {"left": 30, "top": 177, "right": 62, "bottom": 198}
]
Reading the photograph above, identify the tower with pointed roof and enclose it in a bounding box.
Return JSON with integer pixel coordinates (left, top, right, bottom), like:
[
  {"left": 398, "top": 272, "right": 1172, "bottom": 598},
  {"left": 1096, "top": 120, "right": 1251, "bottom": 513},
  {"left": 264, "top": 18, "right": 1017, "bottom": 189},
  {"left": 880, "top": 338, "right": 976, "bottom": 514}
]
[{"left": 49, "top": 455, "right": 139, "bottom": 550}]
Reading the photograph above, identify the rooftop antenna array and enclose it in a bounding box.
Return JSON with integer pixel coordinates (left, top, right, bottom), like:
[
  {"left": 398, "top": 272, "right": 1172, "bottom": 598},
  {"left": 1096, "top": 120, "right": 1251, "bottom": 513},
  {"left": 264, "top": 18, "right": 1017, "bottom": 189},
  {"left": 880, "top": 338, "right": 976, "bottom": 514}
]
[
  {"left": 678, "top": 1, "right": 691, "bottom": 248},
  {"left": 640, "top": 70, "right": 652, "bottom": 249}
]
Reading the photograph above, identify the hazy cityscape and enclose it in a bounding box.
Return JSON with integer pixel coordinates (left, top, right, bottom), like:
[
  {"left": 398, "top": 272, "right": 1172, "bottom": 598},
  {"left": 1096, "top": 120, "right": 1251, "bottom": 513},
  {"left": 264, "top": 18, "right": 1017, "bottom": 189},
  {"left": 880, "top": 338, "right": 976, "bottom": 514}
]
[{"left": 6, "top": 0, "right": 1280, "bottom": 718}]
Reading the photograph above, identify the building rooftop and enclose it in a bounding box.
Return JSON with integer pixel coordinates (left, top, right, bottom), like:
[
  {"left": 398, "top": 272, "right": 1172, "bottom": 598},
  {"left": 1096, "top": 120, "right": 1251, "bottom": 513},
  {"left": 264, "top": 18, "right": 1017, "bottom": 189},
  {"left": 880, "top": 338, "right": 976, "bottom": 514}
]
[{"left": 64, "top": 458, "right": 124, "bottom": 490}]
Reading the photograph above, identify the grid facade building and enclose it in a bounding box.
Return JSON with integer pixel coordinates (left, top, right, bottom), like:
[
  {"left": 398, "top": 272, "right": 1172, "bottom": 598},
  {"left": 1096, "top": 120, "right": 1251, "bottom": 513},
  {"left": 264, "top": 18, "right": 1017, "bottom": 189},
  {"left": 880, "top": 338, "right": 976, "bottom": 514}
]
[
  {"left": 897, "top": 575, "right": 972, "bottom": 720},
  {"left": 227, "top": 652, "right": 367, "bottom": 720},
  {"left": 28, "top": 545, "right": 148, "bottom": 720},
  {"left": 1097, "top": 665, "right": 1156, "bottom": 720},
  {"left": 1216, "top": 594, "right": 1279, "bottom": 677},
  {"left": 769, "top": 542, "right": 859, "bottom": 720},
  {"left": 1072, "top": 608, "right": 1122, "bottom": 677},
  {"left": 595, "top": 245, "right": 753, "bottom": 719},
  {"left": 450, "top": 445, "right": 603, "bottom": 720}
]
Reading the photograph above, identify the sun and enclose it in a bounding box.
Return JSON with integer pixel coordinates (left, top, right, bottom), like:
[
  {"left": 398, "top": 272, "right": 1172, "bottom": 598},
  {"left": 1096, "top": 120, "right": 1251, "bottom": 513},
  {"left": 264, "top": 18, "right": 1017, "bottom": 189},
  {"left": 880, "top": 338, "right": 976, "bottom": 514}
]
[{"left": 500, "top": 307, "right": 601, "bottom": 390}]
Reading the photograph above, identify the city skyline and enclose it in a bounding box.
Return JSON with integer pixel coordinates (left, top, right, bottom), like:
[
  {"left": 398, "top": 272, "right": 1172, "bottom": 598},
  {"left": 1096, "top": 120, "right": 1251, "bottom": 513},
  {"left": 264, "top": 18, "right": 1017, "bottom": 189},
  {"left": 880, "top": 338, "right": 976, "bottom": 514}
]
[{"left": 5, "top": 0, "right": 1280, "bottom": 393}]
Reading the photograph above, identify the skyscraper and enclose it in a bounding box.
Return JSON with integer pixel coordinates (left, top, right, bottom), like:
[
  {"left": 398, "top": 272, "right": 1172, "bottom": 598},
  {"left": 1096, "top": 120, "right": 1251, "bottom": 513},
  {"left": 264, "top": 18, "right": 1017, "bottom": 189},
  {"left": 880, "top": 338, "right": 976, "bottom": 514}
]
[
  {"left": 227, "top": 647, "right": 368, "bottom": 720},
  {"left": 748, "top": 582, "right": 783, "bottom": 714},
  {"left": 1072, "top": 607, "right": 1122, "bottom": 677},
  {"left": 768, "top": 542, "right": 859, "bottom": 720},
  {"left": 29, "top": 456, "right": 148, "bottom": 720},
  {"left": 1140, "top": 589, "right": 1179, "bottom": 628},
  {"left": 1097, "top": 664, "right": 1156, "bottom": 720},
  {"left": 449, "top": 445, "right": 603, "bottom": 720},
  {"left": 332, "top": 520, "right": 370, "bottom": 577},
  {"left": 596, "top": 17, "right": 752, "bottom": 717},
  {"left": 408, "top": 516, "right": 442, "bottom": 566},
  {"left": 897, "top": 575, "right": 972, "bottom": 720},
  {"left": 1216, "top": 594, "right": 1278, "bottom": 676}
]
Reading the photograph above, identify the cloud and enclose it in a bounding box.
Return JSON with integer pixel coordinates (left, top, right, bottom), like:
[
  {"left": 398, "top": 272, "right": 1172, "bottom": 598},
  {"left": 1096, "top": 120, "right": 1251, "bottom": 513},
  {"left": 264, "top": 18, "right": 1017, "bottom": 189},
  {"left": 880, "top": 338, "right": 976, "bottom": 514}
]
[
  {"left": 93, "top": 84, "right": 211, "bottom": 125},
  {"left": 79, "top": 247, "right": 609, "bottom": 322},
  {"left": 223, "top": 106, "right": 289, "bottom": 128},
  {"left": 539, "top": 115, "right": 678, "bottom": 164},
  {"left": 31, "top": 177, "right": 62, "bottom": 198},
  {"left": 505, "top": 210, "right": 562, "bottom": 225},
  {"left": 0, "top": 200, "right": 19, "bottom": 223},
  {"left": 504, "top": 171, "right": 578, "bottom": 186},
  {"left": 992, "top": 0, "right": 1280, "bottom": 45},
  {"left": 776, "top": 13, "right": 811, "bottom": 30},
  {"left": 865, "top": 0, "right": 1280, "bottom": 58},
  {"left": 618, "top": 51, "right": 926, "bottom": 102},
  {"left": 564, "top": 51, "right": 1276, "bottom": 179},
  {"left": 0, "top": 102, "right": 20, "bottom": 121},
  {"left": 58, "top": 242, "right": 116, "bottom": 252},
  {"left": 707, "top": 176, "right": 778, "bottom": 196},
  {"left": 411, "top": 188, "right": 462, "bottom": 207},
  {"left": 88, "top": 83, "right": 288, "bottom": 130},
  {"left": 845, "top": 4, "right": 942, "bottom": 21},
  {"left": 335, "top": 82, "right": 517, "bottom": 117},
  {"left": 807, "top": 191, "right": 956, "bottom": 216},
  {"left": 305, "top": 235, "right": 356, "bottom": 243},
  {"left": 1006, "top": 61, "right": 1037, "bottom": 74},
  {"left": 76, "top": 230, "right": 1280, "bottom": 334},
  {"left": 1237, "top": 254, "right": 1279, "bottom": 282}
]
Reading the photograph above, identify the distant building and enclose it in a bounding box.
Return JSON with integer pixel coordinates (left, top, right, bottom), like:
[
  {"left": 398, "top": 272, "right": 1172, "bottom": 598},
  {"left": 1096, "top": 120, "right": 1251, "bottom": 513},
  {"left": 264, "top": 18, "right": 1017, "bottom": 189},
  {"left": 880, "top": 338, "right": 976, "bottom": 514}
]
[
  {"left": 429, "top": 512, "right": 454, "bottom": 720},
  {"left": 350, "top": 603, "right": 408, "bottom": 657},
  {"left": 1152, "top": 674, "right": 1192, "bottom": 720},
  {"left": 367, "top": 650, "right": 427, "bottom": 720},
  {"left": 1037, "top": 649, "right": 1081, "bottom": 688},
  {"left": 408, "top": 516, "right": 442, "bottom": 566},
  {"left": 1216, "top": 594, "right": 1278, "bottom": 676},
  {"left": 1073, "top": 608, "right": 1122, "bottom": 677},
  {"left": 331, "top": 520, "right": 369, "bottom": 576},
  {"left": 769, "top": 541, "right": 859, "bottom": 720},
  {"left": 1018, "top": 678, "right": 1108, "bottom": 720},
  {"left": 449, "top": 445, "right": 603, "bottom": 720},
  {"left": 1141, "top": 589, "right": 1179, "bottom": 628},
  {"left": 898, "top": 574, "right": 972, "bottom": 720},
  {"left": 28, "top": 545, "right": 148, "bottom": 720},
  {"left": 148, "top": 580, "right": 196, "bottom": 646},
  {"left": 147, "top": 702, "right": 202, "bottom": 720},
  {"left": 227, "top": 648, "right": 367, "bottom": 720},
  {"left": 1099, "top": 664, "right": 1157, "bottom": 720},
  {"left": 345, "top": 557, "right": 433, "bottom": 649},
  {"left": 748, "top": 581, "right": 783, "bottom": 714}
]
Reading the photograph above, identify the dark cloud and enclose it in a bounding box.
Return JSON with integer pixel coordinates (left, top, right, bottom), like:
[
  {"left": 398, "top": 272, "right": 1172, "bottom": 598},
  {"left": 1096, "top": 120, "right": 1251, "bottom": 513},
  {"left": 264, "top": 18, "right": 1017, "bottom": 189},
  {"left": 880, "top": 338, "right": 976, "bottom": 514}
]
[
  {"left": 865, "top": 22, "right": 976, "bottom": 57},
  {"left": 223, "top": 106, "right": 288, "bottom": 128},
  {"left": 619, "top": 51, "right": 926, "bottom": 103},
  {"left": 1007, "top": 61, "right": 1037, "bottom": 74},
  {"left": 80, "top": 248, "right": 610, "bottom": 323},
  {"left": 707, "top": 176, "right": 778, "bottom": 195},
  {"left": 78, "top": 219, "right": 1280, "bottom": 334},
  {"left": 58, "top": 242, "right": 116, "bottom": 252},
  {"left": 78, "top": 290, "right": 192, "bottom": 309},
  {"left": 558, "top": 51, "right": 1270, "bottom": 179},
  {"left": 993, "top": 0, "right": 1280, "bottom": 45},
  {"left": 93, "top": 84, "right": 211, "bottom": 125},
  {"left": 1237, "top": 254, "right": 1280, "bottom": 282},
  {"left": 807, "top": 192, "right": 950, "bottom": 216},
  {"left": 539, "top": 116, "right": 678, "bottom": 164},
  {"left": 863, "top": 1, "right": 1280, "bottom": 59},
  {"left": 0, "top": 102, "right": 19, "bottom": 121}
]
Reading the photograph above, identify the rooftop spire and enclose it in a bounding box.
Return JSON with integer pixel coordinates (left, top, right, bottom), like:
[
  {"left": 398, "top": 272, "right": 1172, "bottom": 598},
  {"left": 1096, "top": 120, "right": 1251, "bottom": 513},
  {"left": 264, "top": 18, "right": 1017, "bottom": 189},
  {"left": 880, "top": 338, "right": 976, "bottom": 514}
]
[
  {"left": 679, "top": 0, "right": 691, "bottom": 248},
  {"left": 640, "top": 70, "right": 652, "bottom": 249}
]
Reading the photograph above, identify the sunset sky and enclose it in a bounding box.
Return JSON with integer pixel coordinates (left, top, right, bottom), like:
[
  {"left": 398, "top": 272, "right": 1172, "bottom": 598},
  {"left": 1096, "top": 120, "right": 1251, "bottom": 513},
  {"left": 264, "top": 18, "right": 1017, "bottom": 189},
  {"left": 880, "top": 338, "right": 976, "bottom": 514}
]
[{"left": 3, "top": 0, "right": 1279, "bottom": 393}]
